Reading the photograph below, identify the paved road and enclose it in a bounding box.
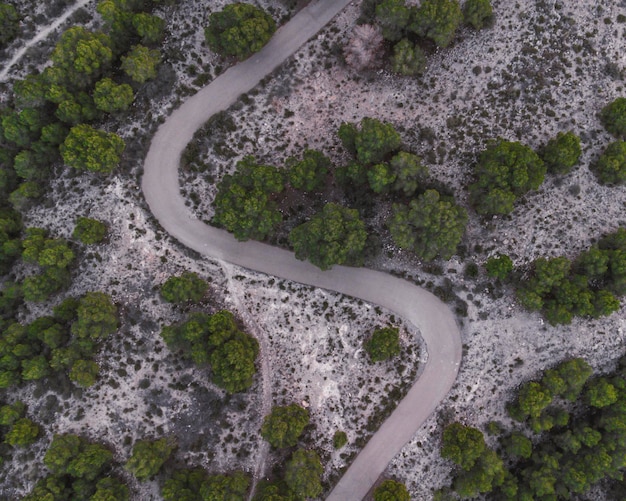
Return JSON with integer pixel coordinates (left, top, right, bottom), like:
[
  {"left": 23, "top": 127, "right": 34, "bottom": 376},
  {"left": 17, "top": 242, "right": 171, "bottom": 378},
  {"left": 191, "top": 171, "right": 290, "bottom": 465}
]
[{"left": 141, "top": 1, "right": 462, "bottom": 499}]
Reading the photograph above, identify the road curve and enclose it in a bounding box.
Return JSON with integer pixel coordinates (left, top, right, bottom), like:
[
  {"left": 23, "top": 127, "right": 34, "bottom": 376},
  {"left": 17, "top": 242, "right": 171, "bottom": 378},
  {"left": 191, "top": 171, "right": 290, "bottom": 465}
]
[{"left": 141, "top": 1, "right": 462, "bottom": 499}]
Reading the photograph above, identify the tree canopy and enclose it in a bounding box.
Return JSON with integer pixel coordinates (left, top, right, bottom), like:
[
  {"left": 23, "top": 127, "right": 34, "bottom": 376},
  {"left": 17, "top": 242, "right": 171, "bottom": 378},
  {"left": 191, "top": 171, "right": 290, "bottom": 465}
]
[
  {"left": 463, "top": 0, "right": 493, "bottom": 30},
  {"left": 61, "top": 124, "right": 125, "bottom": 173},
  {"left": 592, "top": 140, "right": 626, "bottom": 185},
  {"left": 374, "top": 479, "right": 410, "bottom": 501},
  {"left": 289, "top": 203, "right": 367, "bottom": 270},
  {"left": 205, "top": 3, "right": 276, "bottom": 59},
  {"left": 261, "top": 404, "right": 310, "bottom": 448},
  {"left": 389, "top": 189, "right": 467, "bottom": 261},
  {"left": 365, "top": 326, "right": 401, "bottom": 362},
  {"left": 213, "top": 156, "right": 284, "bottom": 241},
  {"left": 469, "top": 139, "right": 546, "bottom": 215},
  {"left": 540, "top": 131, "right": 582, "bottom": 175},
  {"left": 73, "top": 216, "right": 108, "bottom": 244},
  {"left": 160, "top": 271, "right": 209, "bottom": 304},
  {"left": 286, "top": 149, "right": 330, "bottom": 192},
  {"left": 121, "top": 44, "right": 161, "bottom": 83},
  {"left": 125, "top": 437, "right": 175, "bottom": 481},
  {"left": 339, "top": 117, "right": 402, "bottom": 165},
  {"left": 600, "top": 97, "right": 626, "bottom": 139},
  {"left": 0, "top": 3, "right": 19, "bottom": 48},
  {"left": 284, "top": 449, "right": 323, "bottom": 500},
  {"left": 410, "top": 0, "right": 463, "bottom": 48}
]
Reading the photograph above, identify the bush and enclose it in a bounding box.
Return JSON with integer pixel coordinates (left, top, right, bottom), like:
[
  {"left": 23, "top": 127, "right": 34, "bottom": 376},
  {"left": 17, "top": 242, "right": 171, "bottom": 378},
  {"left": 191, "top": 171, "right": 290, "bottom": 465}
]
[
  {"left": 333, "top": 430, "right": 348, "bottom": 449},
  {"left": 540, "top": 131, "right": 582, "bottom": 175},
  {"left": 365, "top": 327, "right": 401, "bottom": 362},
  {"left": 592, "top": 141, "right": 626, "bottom": 185},
  {"left": 485, "top": 254, "right": 513, "bottom": 280},
  {"left": 160, "top": 272, "right": 208, "bottom": 303},
  {"left": 125, "top": 437, "right": 175, "bottom": 481},
  {"left": 73, "top": 217, "right": 108, "bottom": 244},
  {"left": 261, "top": 404, "right": 310, "bottom": 448}
]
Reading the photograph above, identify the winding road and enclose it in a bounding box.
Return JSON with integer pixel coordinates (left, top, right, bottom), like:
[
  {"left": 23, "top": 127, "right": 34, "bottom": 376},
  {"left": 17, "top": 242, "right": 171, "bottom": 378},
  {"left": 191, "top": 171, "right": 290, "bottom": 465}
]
[{"left": 141, "top": 0, "right": 462, "bottom": 499}]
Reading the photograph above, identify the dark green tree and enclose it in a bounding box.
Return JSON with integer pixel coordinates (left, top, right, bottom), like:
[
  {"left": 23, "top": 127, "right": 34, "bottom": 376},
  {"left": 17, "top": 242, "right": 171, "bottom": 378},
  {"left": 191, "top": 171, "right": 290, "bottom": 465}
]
[
  {"left": 284, "top": 449, "right": 323, "bottom": 499},
  {"left": 160, "top": 272, "right": 209, "bottom": 304},
  {"left": 210, "top": 335, "right": 259, "bottom": 393},
  {"left": 364, "top": 326, "right": 401, "bottom": 362},
  {"left": 463, "top": 0, "right": 493, "bottom": 30},
  {"left": 71, "top": 292, "right": 118, "bottom": 341},
  {"left": 441, "top": 422, "right": 486, "bottom": 470},
  {"left": 61, "top": 124, "right": 125, "bottom": 173},
  {"left": 600, "top": 97, "right": 626, "bottom": 139},
  {"left": 44, "top": 434, "right": 113, "bottom": 481},
  {"left": 93, "top": 78, "right": 134, "bottom": 113},
  {"left": 261, "top": 404, "right": 310, "bottom": 448},
  {"left": 132, "top": 12, "right": 166, "bottom": 45},
  {"left": 333, "top": 430, "right": 348, "bottom": 449},
  {"left": 410, "top": 0, "right": 463, "bottom": 47},
  {"left": 375, "top": 0, "right": 411, "bottom": 41},
  {"left": 125, "top": 437, "right": 175, "bottom": 481},
  {"left": 373, "top": 479, "right": 410, "bottom": 501},
  {"left": 213, "top": 156, "right": 285, "bottom": 241},
  {"left": 286, "top": 149, "right": 330, "bottom": 192},
  {"left": 0, "top": 3, "right": 19, "bottom": 47},
  {"left": 388, "top": 189, "right": 467, "bottom": 261},
  {"left": 503, "top": 432, "right": 532, "bottom": 459},
  {"left": 592, "top": 140, "right": 626, "bottom": 185},
  {"left": 485, "top": 254, "right": 513, "bottom": 280},
  {"left": 73, "top": 217, "right": 108, "bottom": 244},
  {"left": 205, "top": 3, "right": 276, "bottom": 59},
  {"left": 121, "top": 44, "right": 161, "bottom": 83},
  {"left": 540, "top": 131, "right": 582, "bottom": 175},
  {"left": 391, "top": 38, "right": 427, "bottom": 76},
  {"left": 200, "top": 471, "right": 250, "bottom": 501},
  {"left": 69, "top": 359, "right": 100, "bottom": 387},
  {"left": 351, "top": 117, "right": 402, "bottom": 165},
  {"left": 390, "top": 151, "right": 428, "bottom": 195},
  {"left": 4, "top": 417, "right": 40, "bottom": 447},
  {"left": 289, "top": 203, "right": 367, "bottom": 270},
  {"left": 162, "top": 468, "right": 208, "bottom": 501},
  {"left": 469, "top": 139, "right": 546, "bottom": 215},
  {"left": 92, "top": 477, "right": 130, "bottom": 501}
]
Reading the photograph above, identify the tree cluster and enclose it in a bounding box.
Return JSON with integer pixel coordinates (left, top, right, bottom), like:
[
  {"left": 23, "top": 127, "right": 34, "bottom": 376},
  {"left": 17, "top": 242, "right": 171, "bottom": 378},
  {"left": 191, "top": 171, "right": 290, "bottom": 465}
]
[
  {"left": 162, "top": 468, "right": 250, "bottom": 501},
  {"left": 0, "top": 401, "right": 40, "bottom": 449},
  {"left": 516, "top": 227, "right": 626, "bottom": 324},
  {"left": 374, "top": 479, "right": 411, "bottom": 501},
  {"left": 161, "top": 310, "right": 259, "bottom": 393},
  {"left": 0, "top": 292, "right": 118, "bottom": 389},
  {"left": 365, "top": 0, "right": 492, "bottom": 76},
  {"left": 24, "top": 433, "right": 129, "bottom": 501},
  {"left": 205, "top": 3, "right": 276, "bottom": 60},
  {"left": 442, "top": 355, "right": 626, "bottom": 500}
]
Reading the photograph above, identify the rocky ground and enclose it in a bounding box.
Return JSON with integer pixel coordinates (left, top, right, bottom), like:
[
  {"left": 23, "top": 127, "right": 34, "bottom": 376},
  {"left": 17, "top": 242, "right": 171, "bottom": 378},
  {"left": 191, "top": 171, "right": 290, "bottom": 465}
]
[{"left": 2, "top": 0, "right": 626, "bottom": 499}]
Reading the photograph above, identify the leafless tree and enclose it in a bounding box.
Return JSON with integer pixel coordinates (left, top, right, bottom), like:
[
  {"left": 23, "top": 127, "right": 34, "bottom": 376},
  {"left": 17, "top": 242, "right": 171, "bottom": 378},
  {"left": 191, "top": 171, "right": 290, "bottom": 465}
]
[{"left": 343, "top": 24, "right": 384, "bottom": 71}]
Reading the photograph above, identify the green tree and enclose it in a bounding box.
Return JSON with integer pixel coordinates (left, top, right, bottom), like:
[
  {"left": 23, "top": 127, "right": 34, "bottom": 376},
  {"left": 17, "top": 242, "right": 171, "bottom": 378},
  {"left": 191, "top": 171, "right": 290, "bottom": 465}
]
[
  {"left": 365, "top": 326, "right": 401, "bottom": 362},
  {"left": 388, "top": 189, "right": 467, "bottom": 261},
  {"left": 469, "top": 139, "right": 546, "bottom": 215},
  {"left": 540, "top": 131, "right": 582, "bottom": 175},
  {"left": 73, "top": 217, "right": 108, "bottom": 244},
  {"left": 125, "top": 437, "right": 175, "bottom": 481},
  {"left": 585, "top": 377, "right": 619, "bottom": 408},
  {"left": 600, "top": 97, "right": 626, "bottom": 139},
  {"left": 463, "top": 0, "right": 493, "bottom": 30},
  {"left": 353, "top": 117, "right": 402, "bottom": 165},
  {"left": 261, "top": 404, "right": 310, "bottom": 448},
  {"left": 289, "top": 203, "right": 367, "bottom": 270},
  {"left": 160, "top": 272, "right": 209, "bottom": 303},
  {"left": 410, "top": 0, "right": 462, "bottom": 47},
  {"left": 0, "top": 401, "right": 25, "bottom": 426},
  {"left": 286, "top": 149, "right": 330, "bottom": 192},
  {"left": 71, "top": 292, "right": 118, "bottom": 341},
  {"left": 69, "top": 359, "right": 100, "bottom": 387},
  {"left": 441, "top": 422, "right": 486, "bottom": 471},
  {"left": 213, "top": 156, "right": 285, "bottom": 241},
  {"left": 55, "top": 92, "right": 100, "bottom": 125},
  {"left": 92, "top": 477, "right": 130, "bottom": 501},
  {"left": 210, "top": 336, "right": 259, "bottom": 393},
  {"left": 45, "top": 434, "right": 113, "bottom": 480},
  {"left": 50, "top": 27, "right": 114, "bottom": 89},
  {"left": 61, "top": 124, "right": 125, "bottom": 174},
  {"left": 390, "top": 151, "right": 428, "bottom": 195},
  {"left": 4, "top": 417, "right": 40, "bottom": 446},
  {"left": 374, "top": 479, "right": 410, "bottom": 501},
  {"left": 367, "top": 162, "right": 396, "bottom": 193},
  {"left": 503, "top": 432, "right": 532, "bottom": 459},
  {"left": 515, "top": 381, "right": 553, "bottom": 420},
  {"left": 200, "top": 471, "right": 250, "bottom": 501},
  {"left": 284, "top": 449, "right": 323, "bottom": 500},
  {"left": 93, "top": 78, "right": 134, "bottom": 113},
  {"left": 205, "top": 3, "right": 276, "bottom": 59},
  {"left": 375, "top": 0, "right": 411, "bottom": 41},
  {"left": 485, "top": 254, "right": 513, "bottom": 280},
  {"left": 132, "top": 12, "right": 165, "bottom": 45},
  {"left": 0, "top": 3, "right": 19, "bottom": 47},
  {"left": 121, "top": 44, "right": 161, "bottom": 83},
  {"left": 2, "top": 107, "right": 46, "bottom": 147},
  {"left": 162, "top": 468, "right": 209, "bottom": 501},
  {"left": 392, "top": 38, "right": 427, "bottom": 76},
  {"left": 592, "top": 140, "right": 626, "bottom": 185}
]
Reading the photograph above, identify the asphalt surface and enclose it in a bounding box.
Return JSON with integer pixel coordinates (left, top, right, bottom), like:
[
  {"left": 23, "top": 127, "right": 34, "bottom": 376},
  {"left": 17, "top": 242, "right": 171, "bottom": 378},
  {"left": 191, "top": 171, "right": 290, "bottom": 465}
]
[{"left": 141, "top": 1, "right": 462, "bottom": 499}]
